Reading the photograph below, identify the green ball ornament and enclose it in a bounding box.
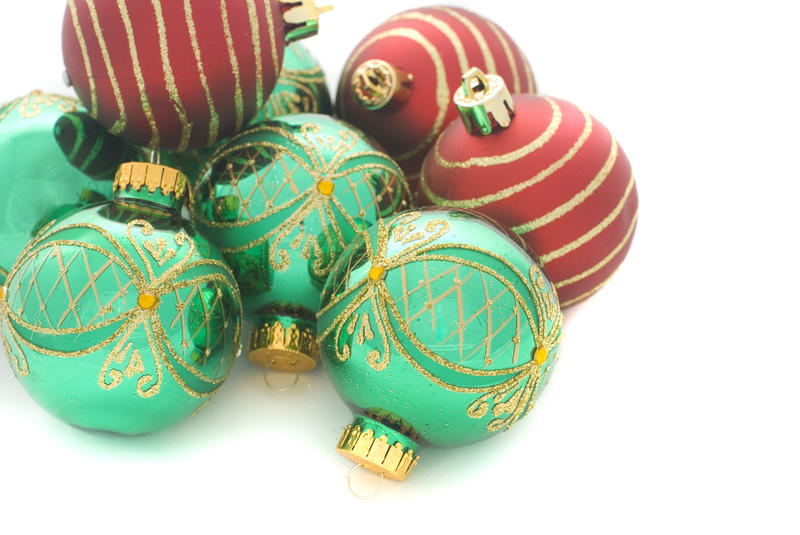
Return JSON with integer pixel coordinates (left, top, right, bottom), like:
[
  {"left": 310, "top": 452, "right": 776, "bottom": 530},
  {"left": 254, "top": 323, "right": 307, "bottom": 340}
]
[
  {"left": 0, "top": 91, "right": 113, "bottom": 284},
  {"left": 317, "top": 209, "right": 563, "bottom": 481},
  {"left": 191, "top": 114, "right": 410, "bottom": 373},
  {"left": 0, "top": 163, "right": 242, "bottom": 435},
  {"left": 251, "top": 42, "right": 332, "bottom": 123}
]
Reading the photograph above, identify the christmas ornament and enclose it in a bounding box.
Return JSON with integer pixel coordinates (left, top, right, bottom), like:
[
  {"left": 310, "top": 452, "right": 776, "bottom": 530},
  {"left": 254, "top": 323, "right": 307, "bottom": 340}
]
[
  {"left": 62, "top": 0, "right": 331, "bottom": 151},
  {"left": 0, "top": 91, "right": 112, "bottom": 285},
  {"left": 251, "top": 42, "right": 332, "bottom": 123},
  {"left": 55, "top": 110, "right": 142, "bottom": 181},
  {"left": 191, "top": 114, "right": 410, "bottom": 373},
  {"left": 0, "top": 162, "right": 242, "bottom": 435},
  {"left": 336, "top": 5, "right": 535, "bottom": 181},
  {"left": 420, "top": 69, "right": 639, "bottom": 306},
  {"left": 318, "top": 209, "right": 563, "bottom": 481}
]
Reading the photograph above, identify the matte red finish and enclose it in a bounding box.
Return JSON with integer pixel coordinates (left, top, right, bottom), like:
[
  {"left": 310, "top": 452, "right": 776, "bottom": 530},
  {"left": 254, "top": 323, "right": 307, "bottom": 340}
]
[
  {"left": 63, "top": 0, "right": 285, "bottom": 150},
  {"left": 419, "top": 95, "right": 639, "bottom": 306},
  {"left": 336, "top": 6, "right": 535, "bottom": 181}
]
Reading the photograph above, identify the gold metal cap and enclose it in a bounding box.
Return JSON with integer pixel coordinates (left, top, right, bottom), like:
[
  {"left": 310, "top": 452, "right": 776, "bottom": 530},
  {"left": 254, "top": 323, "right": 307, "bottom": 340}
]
[
  {"left": 336, "top": 425, "right": 419, "bottom": 482},
  {"left": 248, "top": 319, "right": 318, "bottom": 372},
  {"left": 113, "top": 162, "right": 189, "bottom": 201},
  {"left": 351, "top": 59, "right": 414, "bottom": 111},
  {"left": 279, "top": 0, "right": 333, "bottom": 43},
  {"left": 454, "top": 67, "right": 516, "bottom": 135}
]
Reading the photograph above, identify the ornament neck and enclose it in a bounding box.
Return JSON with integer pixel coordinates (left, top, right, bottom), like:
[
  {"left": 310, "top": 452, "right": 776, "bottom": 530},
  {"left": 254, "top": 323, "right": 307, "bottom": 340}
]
[
  {"left": 336, "top": 415, "right": 420, "bottom": 482},
  {"left": 351, "top": 59, "right": 414, "bottom": 111},
  {"left": 454, "top": 67, "right": 516, "bottom": 135},
  {"left": 279, "top": 0, "right": 332, "bottom": 43},
  {"left": 112, "top": 162, "right": 188, "bottom": 212}
]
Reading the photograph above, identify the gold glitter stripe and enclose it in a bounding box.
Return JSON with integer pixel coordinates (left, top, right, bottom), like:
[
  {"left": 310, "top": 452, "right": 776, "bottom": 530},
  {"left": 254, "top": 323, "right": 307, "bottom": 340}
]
[
  {"left": 555, "top": 209, "right": 638, "bottom": 289},
  {"left": 540, "top": 171, "right": 636, "bottom": 263},
  {"left": 434, "top": 97, "right": 561, "bottom": 169},
  {"left": 421, "top": 106, "right": 592, "bottom": 209},
  {"left": 246, "top": 0, "right": 264, "bottom": 109},
  {"left": 67, "top": 0, "right": 98, "bottom": 117},
  {"left": 522, "top": 55, "right": 535, "bottom": 92},
  {"left": 389, "top": 11, "right": 469, "bottom": 73},
  {"left": 263, "top": 0, "right": 281, "bottom": 81},
  {"left": 183, "top": 0, "right": 219, "bottom": 145},
  {"left": 116, "top": 0, "right": 160, "bottom": 147},
  {"left": 85, "top": 0, "right": 127, "bottom": 134},
  {"left": 560, "top": 263, "right": 623, "bottom": 307},
  {"left": 221, "top": 0, "right": 245, "bottom": 132},
  {"left": 513, "top": 138, "right": 619, "bottom": 235},
  {"left": 485, "top": 19, "right": 520, "bottom": 93},
  {"left": 438, "top": 7, "right": 496, "bottom": 74},
  {"left": 151, "top": 0, "right": 192, "bottom": 151}
]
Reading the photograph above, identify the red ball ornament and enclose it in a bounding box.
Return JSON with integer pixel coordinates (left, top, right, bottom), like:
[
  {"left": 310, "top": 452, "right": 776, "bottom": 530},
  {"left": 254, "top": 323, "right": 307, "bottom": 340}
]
[
  {"left": 336, "top": 5, "right": 535, "bottom": 182},
  {"left": 419, "top": 69, "right": 639, "bottom": 307},
  {"left": 62, "top": 0, "right": 330, "bottom": 151}
]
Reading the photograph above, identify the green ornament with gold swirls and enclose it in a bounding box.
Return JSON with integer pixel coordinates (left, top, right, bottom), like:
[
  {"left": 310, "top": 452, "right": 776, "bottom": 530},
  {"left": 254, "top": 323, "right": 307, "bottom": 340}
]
[
  {"left": 191, "top": 114, "right": 410, "bottom": 374},
  {"left": 0, "top": 91, "right": 113, "bottom": 285},
  {"left": 0, "top": 163, "right": 242, "bottom": 435},
  {"left": 250, "top": 42, "right": 332, "bottom": 124},
  {"left": 317, "top": 208, "right": 563, "bottom": 481}
]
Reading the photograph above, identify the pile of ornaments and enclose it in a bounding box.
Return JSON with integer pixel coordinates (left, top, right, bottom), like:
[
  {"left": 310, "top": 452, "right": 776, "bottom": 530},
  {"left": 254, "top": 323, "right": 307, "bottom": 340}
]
[{"left": 0, "top": 1, "right": 638, "bottom": 484}]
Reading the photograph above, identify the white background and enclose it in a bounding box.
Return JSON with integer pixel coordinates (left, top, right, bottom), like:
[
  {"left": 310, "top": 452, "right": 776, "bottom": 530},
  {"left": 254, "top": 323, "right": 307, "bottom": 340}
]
[{"left": 1, "top": 1, "right": 798, "bottom": 533}]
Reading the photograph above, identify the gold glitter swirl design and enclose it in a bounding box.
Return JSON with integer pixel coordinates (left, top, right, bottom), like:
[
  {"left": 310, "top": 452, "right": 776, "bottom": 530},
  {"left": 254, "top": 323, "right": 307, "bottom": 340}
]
[
  {"left": 0, "top": 91, "right": 79, "bottom": 123},
  {"left": 192, "top": 123, "right": 410, "bottom": 280},
  {"left": 0, "top": 220, "right": 242, "bottom": 397},
  {"left": 265, "top": 66, "right": 326, "bottom": 116},
  {"left": 318, "top": 212, "right": 563, "bottom": 432}
]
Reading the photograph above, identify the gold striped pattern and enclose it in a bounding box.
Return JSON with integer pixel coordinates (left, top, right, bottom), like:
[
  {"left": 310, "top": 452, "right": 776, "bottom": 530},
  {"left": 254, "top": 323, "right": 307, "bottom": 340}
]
[
  {"left": 438, "top": 7, "right": 497, "bottom": 74},
  {"left": 560, "top": 263, "right": 624, "bottom": 307},
  {"left": 513, "top": 138, "right": 619, "bottom": 235},
  {"left": 433, "top": 97, "right": 562, "bottom": 169},
  {"left": 522, "top": 55, "right": 535, "bottom": 92},
  {"left": 85, "top": 0, "right": 127, "bottom": 134},
  {"left": 555, "top": 209, "right": 638, "bottom": 289},
  {"left": 116, "top": 0, "right": 160, "bottom": 147},
  {"left": 220, "top": 0, "right": 245, "bottom": 132},
  {"left": 263, "top": 0, "right": 281, "bottom": 79},
  {"left": 246, "top": 0, "right": 264, "bottom": 109},
  {"left": 151, "top": 0, "right": 192, "bottom": 151},
  {"left": 389, "top": 11, "right": 469, "bottom": 73},
  {"left": 540, "top": 171, "right": 636, "bottom": 263},
  {"left": 67, "top": 0, "right": 98, "bottom": 117},
  {"left": 421, "top": 107, "right": 593, "bottom": 209},
  {"left": 485, "top": 19, "right": 521, "bottom": 93},
  {"left": 183, "top": 0, "right": 220, "bottom": 145}
]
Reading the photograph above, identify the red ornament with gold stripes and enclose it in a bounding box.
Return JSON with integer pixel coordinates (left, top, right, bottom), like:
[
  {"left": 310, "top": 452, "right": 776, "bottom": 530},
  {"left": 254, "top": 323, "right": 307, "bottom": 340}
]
[
  {"left": 419, "top": 69, "right": 638, "bottom": 307},
  {"left": 62, "top": 0, "right": 330, "bottom": 151},
  {"left": 336, "top": 5, "right": 535, "bottom": 183}
]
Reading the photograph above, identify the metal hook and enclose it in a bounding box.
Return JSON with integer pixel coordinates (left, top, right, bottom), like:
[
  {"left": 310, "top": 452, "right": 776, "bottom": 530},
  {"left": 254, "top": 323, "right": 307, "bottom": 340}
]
[
  {"left": 347, "top": 464, "right": 384, "bottom": 499},
  {"left": 262, "top": 360, "right": 300, "bottom": 392},
  {"left": 149, "top": 149, "right": 161, "bottom": 165}
]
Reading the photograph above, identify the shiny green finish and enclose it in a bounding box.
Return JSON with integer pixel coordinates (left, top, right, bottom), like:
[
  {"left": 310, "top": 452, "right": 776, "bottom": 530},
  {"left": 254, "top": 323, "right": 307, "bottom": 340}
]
[
  {"left": 251, "top": 43, "right": 332, "bottom": 124},
  {"left": 0, "top": 91, "right": 112, "bottom": 284},
  {"left": 318, "top": 209, "right": 563, "bottom": 449},
  {"left": 191, "top": 114, "right": 410, "bottom": 327},
  {"left": 0, "top": 193, "right": 242, "bottom": 435}
]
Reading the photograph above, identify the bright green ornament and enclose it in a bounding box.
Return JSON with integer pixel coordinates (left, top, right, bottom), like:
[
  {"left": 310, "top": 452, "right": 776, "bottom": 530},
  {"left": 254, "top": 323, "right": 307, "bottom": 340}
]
[
  {"left": 0, "top": 91, "right": 113, "bottom": 284},
  {"left": 317, "top": 209, "right": 563, "bottom": 481},
  {"left": 0, "top": 162, "right": 242, "bottom": 435},
  {"left": 251, "top": 43, "right": 332, "bottom": 124},
  {"left": 191, "top": 114, "right": 410, "bottom": 373}
]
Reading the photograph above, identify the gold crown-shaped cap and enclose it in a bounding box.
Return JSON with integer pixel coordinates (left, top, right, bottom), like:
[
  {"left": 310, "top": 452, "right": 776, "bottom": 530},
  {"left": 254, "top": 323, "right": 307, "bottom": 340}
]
[
  {"left": 248, "top": 319, "right": 319, "bottom": 372},
  {"left": 279, "top": 0, "right": 333, "bottom": 43},
  {"left": 336, "top": 425, "right": 419, "bottom": 482},
  {"left": 454, "top": 67, "right": 516, "bottom": 135},
  {"left": 113, "top": 162, "right": 189, "bottom": 201}
]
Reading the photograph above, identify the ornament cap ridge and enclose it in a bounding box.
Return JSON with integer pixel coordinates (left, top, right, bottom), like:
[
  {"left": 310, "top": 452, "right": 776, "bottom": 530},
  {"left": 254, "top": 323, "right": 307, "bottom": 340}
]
[
  {"left": 113, "top": 162, "right": 188, "bottom": 207},
  {"left": 454, "top": 67, "right": 516, "bottom": 136},
  {"left": 279, "top": 0, "right": 333, "bottom": 43},
  {"left": 248, "top": 316, "right": 319, "bottom": 372},
  {"left": 336, "top": 422, "right": 419, "bottom": 482}
]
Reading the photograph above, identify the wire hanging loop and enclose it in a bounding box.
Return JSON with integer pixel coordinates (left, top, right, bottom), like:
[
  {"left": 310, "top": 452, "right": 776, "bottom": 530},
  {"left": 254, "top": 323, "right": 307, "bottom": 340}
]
[
  {"left": 347, "top": 464, "right": 385, "bottom": 499},
  {"left": 262, "top": 360, "right": 300, "bottom": 392}
]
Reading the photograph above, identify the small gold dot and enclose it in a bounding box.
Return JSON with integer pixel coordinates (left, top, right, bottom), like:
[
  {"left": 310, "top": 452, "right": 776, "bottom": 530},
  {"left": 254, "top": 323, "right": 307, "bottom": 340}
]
[
  {"left": 137, "top": 293, "right": 158, "bottom": 310},
  {"left": 317, "top": 180, "right": 335, "bottom": 196},
  {"left": 368, "top": 265, "right": 385, "bottom": 281},
  {"left": 534, "top": 347, "right": 548, "bottom": 365}
]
